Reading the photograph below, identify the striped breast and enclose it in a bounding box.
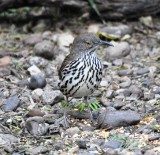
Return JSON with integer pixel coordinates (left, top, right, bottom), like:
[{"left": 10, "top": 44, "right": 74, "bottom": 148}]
[{"left": 59, "top": 52, "right": 103, "bottom": 97}]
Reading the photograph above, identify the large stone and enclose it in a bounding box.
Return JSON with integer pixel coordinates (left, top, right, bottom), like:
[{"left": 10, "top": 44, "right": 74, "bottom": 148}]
[
  {"left": 96, "top": 109, "right": 141, "bottom": 129},
  {"left": 0, "top": 134, "right": 19, "bottom": 145},
  {"left": 105, "top": 42, "right": 131, "bottom": 61},
  {"left": 42, "top": 89, "right": 64, "bottom": 105},
  {"left": 25, "top": 116, "right": 49, "bottom": 136},
  {"left": 100, "top": 25, "right": 131, "bottom": 38},
  {"left": 34, "top": 40, "right": 54, "bottom": 60},
  {"left": 24, "top": 34, "right": 43, "bottom": 46},
  {"left": 2, "top": 95, "right": 20, "bottom": 112}
]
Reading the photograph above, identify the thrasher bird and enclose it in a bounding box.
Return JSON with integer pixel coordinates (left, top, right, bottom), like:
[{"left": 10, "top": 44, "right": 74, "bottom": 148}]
[{"left": 58, "top": 33, "right": 113, "bottom": 123}]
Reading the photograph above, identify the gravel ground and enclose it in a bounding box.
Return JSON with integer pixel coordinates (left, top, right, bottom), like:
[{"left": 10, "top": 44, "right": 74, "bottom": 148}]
[{"left": 0, "top": 17, "right": 160, "bottom": 155}]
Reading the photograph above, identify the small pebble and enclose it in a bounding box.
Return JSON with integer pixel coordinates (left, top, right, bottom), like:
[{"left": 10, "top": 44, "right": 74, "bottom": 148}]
[
  {"left": 27, "top": 65, "right": 42, "bottom": 76},
  {"left": 137, "top": 67, "right": 149, "bottom": 75},
  {"left": 28, "top": 74, "right": 46, "bottom": 90},
  {"left": 77, "top": 139, "right": 87, "bottom": 149},
  {"left": 102, "top": 140, "right": 122, "bottom": 149},
  {"left": 2, "top": 95, "right": 20, "bottom": 112},
  {"left": 66, "top": 127, "right": 80, "bottom": 136},
  {"left": 112, "top": 59, "right": 123, "bottom": 66},
  {"left": 117, "top": 69, "right": 133, "bottom": 76}
]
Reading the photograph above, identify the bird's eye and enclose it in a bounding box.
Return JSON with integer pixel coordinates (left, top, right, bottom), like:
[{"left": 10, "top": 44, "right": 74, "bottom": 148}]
[{"left": 85, "top": 41, "right": 91, "bottom": 46}]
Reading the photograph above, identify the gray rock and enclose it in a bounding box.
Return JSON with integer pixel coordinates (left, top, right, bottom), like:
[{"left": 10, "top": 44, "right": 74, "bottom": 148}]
[
  {"left": 142, "top": 79, "right": 154, "bottom": 87},
  {"left": 55, "top": 32, "right": 74, "bottom": 48},
  {"left": 148, "top": 134, "right": 160, "bottom": 141},
  {"left": 44, "top": 64, "right": 57, "bottom": 77},
  {"left": 82, "top": 125, "right": 95, "bottom": 131},
  {"left": 123, "top": 90, "right": 132, "bottom": 97},
  {"left": 49, "top": 124, "right": 60, "bottom": 134},
  {"left": 2, "top": 95, "right": 20, "bottom": 112},
  {"left": 129, "top": 85, "right": 143, "bottom": 99},
  {"left": 0, "top": 134, "right": 19, "bottom": 145},
  {"left": 119, "top": 80, "right": 131, "bottom": 88},
  {"left": 42, "top": 31, "right": 52, "bottom": 39},
  {"left": 29, "top": 74, "right": 46, "bottom": 90},
  {"left": 137, "top": 67, "right": 149, "bottom": 75},
  {"left": 43, "top": 114, "right": 61, "bottom": 124},
  {"left": 54, "top": 142, "right": 64, "bottom": 150},
  {"left": 17, "top": 80, "right": 28, "bottom": 87},
  {"left": 27, "top": 65, "right": 42, "bottom": 76},
  {"left": 106, "top": 89, "right": 114, "bottom": 99},
  {"left": 100, "top": 80, "right": 109, "bottom": 87},
  {"left": 34, "top": 40, "right": 54, "bottom": 60},
  {"left": 155, "top": 115, "right": 160, "bottom": 123},
  {"left": 155, "top": 94, "right": 160, "bottom": 100},
  {"left": 25, "top": 116, "right": 49, "bottom": 136},
  {"left": 26, "top": 56, "right": 48, "bottom": 68},
  {"left": 114, "top": 89, "right": 126, "bottom": 96},
  {"left": 54, "top": 115, "right": 71, "bottom": 128},
  {"left": 156, "top": 31, "right": 160, "bottom": 42},
  {"left": 77, "top": 139, "right": 87, "bottom": 149},
  {"left": 66, "top": 127, "right": 80, "bottom": 136},
  {"left": 102, "top": 140, "right": 122, "bottom": 149},
  {"left": 32, "top": 20, "right": 49, "bottom": 32},
  {"left": 42, "top": 89, "right": 64, "bottom": 105},
  {"left": 112, "top": 59, "right": 123, "bottom": 66},
  {"left": 117, "top": 69, "right": 133, "bottom": 76},
  {"left": 96, "top": 109, "right": 141, "bottom": 129},
  {"left": 28, "top": 146, "right": 48, "bottom": 155},
  {"left": 24, "top": 34, "right": 43, "bottom": 46},
  {"left": 113, "top": 101, "right": 126, "bottom": 109},
  {"left": 149, "top": 47, "right": 160, "bottom": 58},
  {"left": 0, "top": 67, "right": 11, "bottom": 77},
  {"left": 11, "top": 153, "right": 21, "bottom": 155},
  {"left": 31, "top": 88, "right": 43, "bottom": 98},
  {"left": 100, "top": 25, "right": 131, "bottom": 38},
  {"left": 152, "top": 87, "right": 160, "bottom": 94},
  {"left": 102, "top": 148, "right": 118, "bottom": 155},
  {"left": 143, "top": 92, "right": 155, "bottom": 101},
  {"left": 3, "top": 146, "right": 14, "bottom": 153},
  {"left": 26, "top": 109, "right": 45, "bottom": 117},
  {"left": 94, "top": 138, "right": 105, "bottom": 146},
  {"left": 144, "top": 149, "right": 158, "bottom": 155},
  {"left": 105, "top": 42, "right": 131, "bottom": 60}
]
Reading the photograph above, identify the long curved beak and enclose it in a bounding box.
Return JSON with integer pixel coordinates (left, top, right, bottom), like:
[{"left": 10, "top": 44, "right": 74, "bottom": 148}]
[{"left": 100, "top": 40, "right": 114, "bottom": 47}]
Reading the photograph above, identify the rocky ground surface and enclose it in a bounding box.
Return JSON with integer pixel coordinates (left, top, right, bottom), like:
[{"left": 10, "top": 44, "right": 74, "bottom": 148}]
[{"left": 0, "top": 17, "right": 160, "bottom": 155}]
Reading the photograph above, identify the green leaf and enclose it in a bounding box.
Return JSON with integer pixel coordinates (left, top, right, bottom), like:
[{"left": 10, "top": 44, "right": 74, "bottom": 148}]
[
  {"left": 77, "top": 103, "right": 86, "bottom": 112},
  {"left": 61, "top": 100, "right": 68, "bottom": 107},
  {"left": 88, "top": 0, "right": 104, "bottom": 23},
  {"left": 89, "top": 102, "right": 101, "bottom": 111}
]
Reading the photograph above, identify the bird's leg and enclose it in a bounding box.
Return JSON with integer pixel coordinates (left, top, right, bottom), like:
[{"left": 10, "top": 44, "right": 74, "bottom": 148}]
[
  {"left": 84, "top": 96, "right": 97, "bottom": 125},
  {"left": 61, "top": 96, "right": 71, "bottom": 128},
  {"left": 84, "top": 96, "right": 93, "bottom": 122}
]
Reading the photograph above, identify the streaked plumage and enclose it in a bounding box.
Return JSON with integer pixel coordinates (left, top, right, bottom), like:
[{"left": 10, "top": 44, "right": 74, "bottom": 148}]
[{"left": 58, "top": 33, "right": 113, "bottom": 98}]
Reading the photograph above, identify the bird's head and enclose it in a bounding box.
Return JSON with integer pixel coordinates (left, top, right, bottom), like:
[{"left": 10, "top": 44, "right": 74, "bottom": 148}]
[{"left": 71, "top": 33, "right": 113, "bottom": 54}]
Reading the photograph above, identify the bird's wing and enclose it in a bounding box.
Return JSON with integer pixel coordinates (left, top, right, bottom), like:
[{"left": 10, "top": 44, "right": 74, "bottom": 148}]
[{"left": 58, "top": 53, "right": 78, "bottom": 80}]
